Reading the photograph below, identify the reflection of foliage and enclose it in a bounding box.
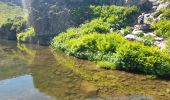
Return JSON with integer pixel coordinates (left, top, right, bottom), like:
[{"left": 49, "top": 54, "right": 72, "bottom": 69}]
[
  {"left": 17, "top": 43, "right": 36, "bottom": 63},
  {"left": 52, "top": 50, "right": 118, "bottom": 87}
]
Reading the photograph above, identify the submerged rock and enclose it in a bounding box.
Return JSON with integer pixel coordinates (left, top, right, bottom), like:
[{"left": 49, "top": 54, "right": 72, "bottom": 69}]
[{"left": 80, "top": 81, "right": 98, "bottom": 97}]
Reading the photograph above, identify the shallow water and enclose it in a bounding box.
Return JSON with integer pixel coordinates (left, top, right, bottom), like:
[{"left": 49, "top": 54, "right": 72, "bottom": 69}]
[{"left": 0, "top": 40, "right": 169, "bottom": 100}]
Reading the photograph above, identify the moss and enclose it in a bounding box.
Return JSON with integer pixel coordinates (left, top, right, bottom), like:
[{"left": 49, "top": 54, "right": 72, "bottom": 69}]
[{"left": 0, "top": 2, "right": 26, "bottom": 24}]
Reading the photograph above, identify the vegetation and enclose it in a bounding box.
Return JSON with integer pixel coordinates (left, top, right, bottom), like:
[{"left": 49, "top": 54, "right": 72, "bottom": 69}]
[
  {"left": 144, "top": 35, "right": 154, "bottom": 46},
  {"left": 167, "top": 38, "right": 170, "bottom": 52},
  {"left": 17, "top": 27, "right": 35, "bottom": 42},
  {"left": 0, "top": 2, "right": 26, "bottom": 24},
  {"left": 52, "top": 5, "right": 170, "bottom": 77},
  {"left": 151, "top": 20, "right": 170, "bottom": 38},
  {"left": 0, "top": 17, "right": 27, "bottom": 40},
  {"left": 116, "top": 42, "right": 170, "bottom": 76}
]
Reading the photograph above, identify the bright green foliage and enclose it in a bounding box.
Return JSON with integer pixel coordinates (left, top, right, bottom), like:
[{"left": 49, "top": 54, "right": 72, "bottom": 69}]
[
  {"left": 160, "top": 8, "right": 170, "bottom": 19},
  {"left": 90, "top": 5, "right": 138, "bottom": 30},
  {"left": 116, "top": 42, "right": 170, "bottom": 76},
  {"left": 52, "top": 5, "right": 170, "bottom": 77},
  {"left": 122, "top": 26, "right": 133, "bottom": 36},
  {"left": 0, "top": 2, "right": 26, "bottom": 24},
  {"left": 52, "top": 32, "right": 126, "bottom": 61},
  {"left": 137, "top": 32, "right": 144, "bottom": 37},
  {"left": 151, "top": 20, "right": 170, "bottom": 38},
  {"left": 17, "top": 27, "right": 35, "bottom": 42},
  {"left": 79, "top": 18, "right": 111, "bottom": 34},
  {"left": 144, "top": 36, "right": 154, "bottom": 46},
  {"left": 167, "top": 38, "right": 170, "bottom": 51}
]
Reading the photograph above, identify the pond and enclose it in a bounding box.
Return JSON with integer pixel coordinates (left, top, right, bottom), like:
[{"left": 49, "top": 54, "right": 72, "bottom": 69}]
[{"left": 0, "top": 40, "right": 169, "bottom": 100}]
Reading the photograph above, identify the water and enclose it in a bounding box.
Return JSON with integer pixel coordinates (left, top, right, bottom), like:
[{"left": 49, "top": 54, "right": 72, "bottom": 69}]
[{"left": 0, "top": 40, "right": 170, "bottom": 100}]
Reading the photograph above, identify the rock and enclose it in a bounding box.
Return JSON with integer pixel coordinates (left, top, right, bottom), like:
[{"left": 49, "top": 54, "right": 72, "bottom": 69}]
[
  {"left": 80, "top": 81, "right": 98, "bottom": 97},
  {"left": 156, "top": 2, "right": 170, "bottom": 11},
  {"left": 132, "top": 30, "right": 143, "bottom": 35},
  {"left": 154, "top": 37, "right": 164, "bottom": 41},
  {"left": 125, "top": 34, "right": 137, "bottom": 40},
  {"left": 166, "top": 89, "right": 170, "bottom": 94},
  {"left": 145, "top": 32, "right": 156, "bottom": 37},
  {"left": 29, "top": 0, "right": 151, "bottom": 44}
]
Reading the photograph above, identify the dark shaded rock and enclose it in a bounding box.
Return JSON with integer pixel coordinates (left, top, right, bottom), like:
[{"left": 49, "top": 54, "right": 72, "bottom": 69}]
[{"left": 28, "top": 0, "right": 151, "bottom": 45}]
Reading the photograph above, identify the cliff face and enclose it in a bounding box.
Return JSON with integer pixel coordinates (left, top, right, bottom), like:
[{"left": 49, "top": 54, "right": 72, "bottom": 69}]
[
  {"left": 0, "top": 0, "right": 22, "bottom": 6},
  {"left": 29, "top": 0, "right": 149, "bottom": 36}
]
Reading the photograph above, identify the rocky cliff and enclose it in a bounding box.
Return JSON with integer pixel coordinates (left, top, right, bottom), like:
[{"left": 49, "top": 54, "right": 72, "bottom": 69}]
[
  {"left": 28, "top": 0, "right": 151, "bottom": 45},
  {"left": 0, "top": 0, "right": 22, "bottom": 6}
]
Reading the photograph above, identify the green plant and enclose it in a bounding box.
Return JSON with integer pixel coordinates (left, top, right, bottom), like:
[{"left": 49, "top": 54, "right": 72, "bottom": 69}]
[
  {"left": 166, "top": 38, "right": 170, "bottom": 52},
  {"left": 160, "top": 8, "right": 170, "bottom": 19},
  {"left": 123, "top": 26, "right": 133, "bottom": 36},
  {"left": 116, "top": 42, "right": 170, "bottom": 76},
  {"left": 0, "top": 2, "right": 26, "bottom": 24},
  {"left": 144, "top": 36, "right": 154, "bottom": 46},
  {"left": 151, "top": 20, "right": 170, "bottom": 38},
  {"left": 138, "top": 32, "right": 144, "bottom": 37},
  {"left": 17, "top": 27, "right": 35, "bottom": 42}
]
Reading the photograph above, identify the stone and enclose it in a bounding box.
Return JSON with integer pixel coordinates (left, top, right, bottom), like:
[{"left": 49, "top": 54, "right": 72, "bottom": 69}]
[
  {"left": 132, "top": 30, "right": 143, "bottom": 35},
  {"left": 29, "top": 0, "right": 151, "bottom": 44},
  {"left": 145, "top": 32, "right": 156, "bottom": 37},
  {"left": 154, "top": 37, "right": 164, "bottom": 41},
  {"left": 156, "top": 3, "right": 170, "bottom": 11},
  {"left": 166, "top": 89, "right": 170, "bottom": 94},
  {"left": 125, "top": 34, "right": 137, "bottom": 40},
  {"left": 80, "top": 81, "right": 98, "bottom": 97}
]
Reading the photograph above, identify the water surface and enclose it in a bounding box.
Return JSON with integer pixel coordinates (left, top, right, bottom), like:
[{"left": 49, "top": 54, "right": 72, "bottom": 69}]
[{"left": 0, "top": 40, "right": 169, "bottom": 100}]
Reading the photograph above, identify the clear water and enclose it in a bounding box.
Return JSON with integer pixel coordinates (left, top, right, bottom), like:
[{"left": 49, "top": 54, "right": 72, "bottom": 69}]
[{"left": 0, "top": 40, "right": 169, "bottom": 100}]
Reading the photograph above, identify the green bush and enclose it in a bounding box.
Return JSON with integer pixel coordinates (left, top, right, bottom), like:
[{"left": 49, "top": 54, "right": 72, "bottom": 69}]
[
  {"left": 122, "top": 26, "right": 133, "bottom": 36},
  {"left": 167, "top": 38, "right": 170, "bottom": 52},
  {"left": 90, "top": 5, "right": 138, "bottom": 30},
  {"left": 51, "top": 5, "right": 170, "bottom": 77},
  {"left": 151, "top": 20, "right": 170, "bottom": 38},
  {"left": 116, "top": 42, "right": 170, "bottom": 76},
  {"left": 52, "top": 32, "right": 126, "bottom": 61},
  {"left": 137, "top": 32, "right": 144, "bottom": 37},
  {"left": 144, "top": 36, "right": 154, "bottom": 46},
  {"left": 17, "top": 27, "right": 35, "bottom": 42},
  {"left": 160, "top": 8, "right": 170, "bottom": 19}
]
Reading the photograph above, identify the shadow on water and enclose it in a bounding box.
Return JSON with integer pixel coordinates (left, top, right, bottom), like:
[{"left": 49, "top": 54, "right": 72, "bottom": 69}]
[{"left": 0, "top": 40, "right": 170, "bottom": 100}]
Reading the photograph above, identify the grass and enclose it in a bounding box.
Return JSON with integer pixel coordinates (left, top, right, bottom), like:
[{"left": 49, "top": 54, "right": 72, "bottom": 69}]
[{"left": 0, "top": 2, "right": 26, "bottom": 24}]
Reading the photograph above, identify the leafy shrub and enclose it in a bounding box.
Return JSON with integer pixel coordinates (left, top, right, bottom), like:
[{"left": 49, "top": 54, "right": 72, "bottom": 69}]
[
  {"left": 116, "top": 42, "right": 170, "bottom": 76},
  {"left": 160, "top": 8, "right": 170, "bottom": 19},
  {"left": 166, "top": 38, "right": 170, "bottom": 52},
  {"left": 79, "top": 18, "right": 111, "bottom": 34},
  {"left": 90, "top": 5, "right": 138, "bottom": 30},
  {"left": 51, "top": 5, "right": 170, "bottom": 77},
  {"left": 122, "top": 26, "right": 133, "bottom": 36},
  {"left": 137, "top": 32, "right": 144, "bottom": 37},
  {"left": 144, "top": 36, "right": 154, "bottom": 46},
  {"left": 17, "top": 27, "right": 35, "bottom": 42},
  {"left": 151, "top": 20, "right": 170, "bottom": 38},
  {"left": 52, "top": 32, "right": 126, "bottom": 61},
  {"left": 0, "top": 17, "right": 27, "bottom": 40}
]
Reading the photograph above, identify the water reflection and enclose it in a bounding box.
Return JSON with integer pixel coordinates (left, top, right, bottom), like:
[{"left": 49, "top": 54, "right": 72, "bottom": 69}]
[
  {"left": 0, "top": 40, "right": 99, "bottom": 100},
  {"left": 0, "top": 40, "right": 169, "bottom": 100},
  {"left": 0, "top": 75, "right": 52, "bottom": 100}
]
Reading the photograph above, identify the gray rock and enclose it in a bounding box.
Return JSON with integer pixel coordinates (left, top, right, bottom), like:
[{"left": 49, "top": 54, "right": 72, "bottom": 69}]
[{"left": 125, "top": 34, "right": 137, "bottom": 40}]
